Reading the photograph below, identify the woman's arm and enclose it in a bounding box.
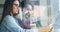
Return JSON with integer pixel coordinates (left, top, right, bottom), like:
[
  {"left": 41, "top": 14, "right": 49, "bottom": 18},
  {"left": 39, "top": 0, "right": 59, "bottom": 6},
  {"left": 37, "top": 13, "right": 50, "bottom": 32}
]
[{"left": 1, "top": 16, "right": 25, "bottom": 32}]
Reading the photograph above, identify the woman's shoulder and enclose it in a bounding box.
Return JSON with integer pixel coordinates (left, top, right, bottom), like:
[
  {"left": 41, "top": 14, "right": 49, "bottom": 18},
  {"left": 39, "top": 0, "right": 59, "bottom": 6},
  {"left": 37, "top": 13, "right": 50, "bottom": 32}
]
[
  {"left": 2, "top": 15, "right": 16, "bottom": 25},
  {"left": 5, "top": 15, "right": 13, "bottom": 18},
  {"left": 3, "top": 15, "right": 15, "bottom": 21}
]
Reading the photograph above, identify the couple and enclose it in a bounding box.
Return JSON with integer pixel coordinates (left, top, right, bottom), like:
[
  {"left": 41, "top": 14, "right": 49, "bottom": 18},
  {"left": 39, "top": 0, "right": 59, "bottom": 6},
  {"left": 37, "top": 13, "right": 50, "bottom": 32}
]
[{"left": 0, "top": 0, "right": 36, "bottom": 32}]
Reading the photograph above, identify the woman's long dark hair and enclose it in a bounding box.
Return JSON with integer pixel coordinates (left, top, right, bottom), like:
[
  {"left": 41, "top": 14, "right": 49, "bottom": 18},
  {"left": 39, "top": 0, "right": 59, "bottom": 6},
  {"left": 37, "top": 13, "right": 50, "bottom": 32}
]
[{"left": 0, "top": 0, "right": 20, "bottom": 25}]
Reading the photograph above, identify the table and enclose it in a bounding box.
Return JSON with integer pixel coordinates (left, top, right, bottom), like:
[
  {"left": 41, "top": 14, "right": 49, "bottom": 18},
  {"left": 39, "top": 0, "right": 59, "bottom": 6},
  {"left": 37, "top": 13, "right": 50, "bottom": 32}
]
[{"left": 38, "top": 26, "right": 51, "bottom": 32}]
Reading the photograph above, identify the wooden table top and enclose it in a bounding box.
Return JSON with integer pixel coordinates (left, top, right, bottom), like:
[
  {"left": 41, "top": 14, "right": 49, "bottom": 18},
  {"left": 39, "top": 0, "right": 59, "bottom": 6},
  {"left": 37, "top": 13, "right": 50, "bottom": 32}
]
[{"left": 38, "top": 26, "right": 51, "bottom": 32}]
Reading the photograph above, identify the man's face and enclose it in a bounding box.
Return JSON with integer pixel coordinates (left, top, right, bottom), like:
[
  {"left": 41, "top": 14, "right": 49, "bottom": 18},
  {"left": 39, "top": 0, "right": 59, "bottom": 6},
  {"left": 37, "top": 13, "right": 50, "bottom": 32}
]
[
  {"left": 24, "top": 4, "right": 32, "bottom": 18},
  {"left": 25, "top": 4, "right": 32, "bottom": 11}
]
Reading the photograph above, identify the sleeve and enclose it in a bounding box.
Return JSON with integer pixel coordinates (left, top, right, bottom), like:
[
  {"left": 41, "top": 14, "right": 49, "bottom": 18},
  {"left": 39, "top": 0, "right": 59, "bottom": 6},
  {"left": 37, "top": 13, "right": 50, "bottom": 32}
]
[{"left": 2, "top": 16, "right": 25, "bottom": 32}]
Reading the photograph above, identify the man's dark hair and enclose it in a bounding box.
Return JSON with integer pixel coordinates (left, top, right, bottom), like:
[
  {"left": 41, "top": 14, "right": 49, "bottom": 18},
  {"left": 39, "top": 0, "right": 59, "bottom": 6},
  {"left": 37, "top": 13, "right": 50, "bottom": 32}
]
[{"left": 21, "top": 0, "right": 34, "bottom": 11}]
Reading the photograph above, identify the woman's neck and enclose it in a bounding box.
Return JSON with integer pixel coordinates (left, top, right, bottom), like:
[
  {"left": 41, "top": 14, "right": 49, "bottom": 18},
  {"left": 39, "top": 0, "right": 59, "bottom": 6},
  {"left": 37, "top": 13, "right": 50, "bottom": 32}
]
[{"left": 10, "top": 12, "right": 13, "bottom": 16}]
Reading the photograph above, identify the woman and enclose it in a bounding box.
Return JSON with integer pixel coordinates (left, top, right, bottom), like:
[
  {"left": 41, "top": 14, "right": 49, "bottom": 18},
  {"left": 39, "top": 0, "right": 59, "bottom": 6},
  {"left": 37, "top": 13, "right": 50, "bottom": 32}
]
[{"left": 0, "top": 0, "right": 26, "bottom": 32}]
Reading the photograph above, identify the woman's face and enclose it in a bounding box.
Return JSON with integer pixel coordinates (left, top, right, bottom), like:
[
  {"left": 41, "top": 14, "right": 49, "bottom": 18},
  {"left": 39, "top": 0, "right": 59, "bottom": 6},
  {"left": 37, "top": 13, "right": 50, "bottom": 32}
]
[{"left": 12, "top": 0, "right": 20, "bottom": 15}]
